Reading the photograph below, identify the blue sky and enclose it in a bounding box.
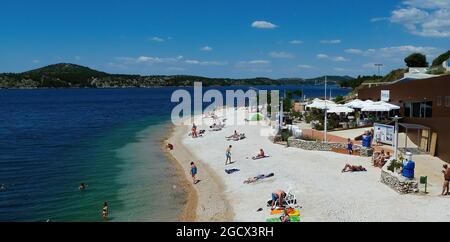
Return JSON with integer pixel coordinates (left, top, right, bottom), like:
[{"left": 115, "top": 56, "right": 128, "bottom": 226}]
[{"left": 0, "top": 0, "right": 449, "bottom": 78}]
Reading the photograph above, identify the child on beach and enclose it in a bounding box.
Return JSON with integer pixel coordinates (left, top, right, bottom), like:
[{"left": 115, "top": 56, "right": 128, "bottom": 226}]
[
  {"left": 375, "top": 128, "right": 382, "bottom": 146},
  {"left": 190, "top": 162, "right": 198, "bottom": 184},
  {"left": 347, "top": 139, "right": 353, "bottom": 155},
  {"left": 225, "top": 145, "right": 232, "bottom": 165}
]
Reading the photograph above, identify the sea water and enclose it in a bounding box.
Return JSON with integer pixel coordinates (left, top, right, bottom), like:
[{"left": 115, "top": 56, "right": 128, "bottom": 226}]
[{"left": 0, "top": 85, "right": 349, "bottom": 221}]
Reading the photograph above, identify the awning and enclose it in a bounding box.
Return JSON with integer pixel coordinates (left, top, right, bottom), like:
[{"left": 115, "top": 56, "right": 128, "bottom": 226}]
[{"left": 327, "top": 105, "right": 355, "bottom": 114}]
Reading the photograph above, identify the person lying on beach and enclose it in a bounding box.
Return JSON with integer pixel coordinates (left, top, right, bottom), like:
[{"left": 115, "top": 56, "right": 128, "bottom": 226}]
[
  {"left": 210, "top": 123, "right": 221, "bottom": 131},
  {"left": 271, "top": 190, "right": 287, "bottom": 210},
  {"left": 226, "top": 130, "right": 240, "bottom": 140},
  {"left": 244, "top": 173, "right": 274, "bottom": 184},
  {"left": 190, "top": 162, "right": 198, "bottom": 184},
  {"left": 342, "top": 164, "right": 367, "bottom": 173}
]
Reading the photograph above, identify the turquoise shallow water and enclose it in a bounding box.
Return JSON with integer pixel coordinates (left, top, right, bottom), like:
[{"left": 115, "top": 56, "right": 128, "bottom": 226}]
[{"left": 0, "top": 86, "right": 349, "bottom": 221}]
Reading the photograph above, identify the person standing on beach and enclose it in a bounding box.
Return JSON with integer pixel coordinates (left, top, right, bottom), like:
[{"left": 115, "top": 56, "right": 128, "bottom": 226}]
[
  {"left": 375, "top": 128, "right": 382, "bottom": 146},
  {"left": 225, "top": 145, "right": 232, "bottom": 165},
  {"left": 190, "top": 162, "right": 198, "bottom": 184},
  {"left": 442, "top": 165, "right": 450, "bottom": 196}
]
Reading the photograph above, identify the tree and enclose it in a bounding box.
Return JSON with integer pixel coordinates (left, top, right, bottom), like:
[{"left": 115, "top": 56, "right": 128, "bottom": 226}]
[
  {"left": 404, "top": 53, "right": 428, "bottom": 67},
  {"left": 432, "top": 50, "right": 450, "bottom": 67},
  {"left": 293, "top": 90, "right": 303, "bottom": 99},
  {"left": 334, "top": 95, "right": 345, "bottom": 103}
]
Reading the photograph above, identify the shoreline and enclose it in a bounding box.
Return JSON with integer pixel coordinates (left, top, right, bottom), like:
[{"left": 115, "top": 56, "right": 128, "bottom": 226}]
[
  {"left": 160, "top": 125, "right": 198, "bottom": 222},
  {"left": 163, "top": 123, "right": 233, "bottom": 222}
]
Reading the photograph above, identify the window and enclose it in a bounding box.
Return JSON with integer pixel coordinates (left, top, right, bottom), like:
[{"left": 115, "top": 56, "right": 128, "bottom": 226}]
[
  {"left": 404, "top": 101, "right": 432, "bottom": 118},
  {"left": 404, "top": 103, "right": 411, "bottom": 117},
  {"left": 412, "top": 102, "right": 421, "bottom": 117},
  {"left": 437, "top": 96, "right": 442, "bottom": 107}
]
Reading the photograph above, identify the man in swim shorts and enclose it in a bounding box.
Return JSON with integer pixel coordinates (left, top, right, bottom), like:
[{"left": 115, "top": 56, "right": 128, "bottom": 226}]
[{"left": 225, "top": 145, "right": 232, "bottom": 165}]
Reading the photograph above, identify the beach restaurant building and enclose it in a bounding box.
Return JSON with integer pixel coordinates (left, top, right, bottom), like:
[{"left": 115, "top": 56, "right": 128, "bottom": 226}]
[{"left": 358, "top": 75, "right": 450, "bottom": 163}]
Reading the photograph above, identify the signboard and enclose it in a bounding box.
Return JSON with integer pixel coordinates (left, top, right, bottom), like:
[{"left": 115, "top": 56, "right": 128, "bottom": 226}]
[
  {"left": 374, "top": 123, "right": 395, "bottom": 145},
  {"left": 381, "top": 90, "right": 390, "bottom": 102}
]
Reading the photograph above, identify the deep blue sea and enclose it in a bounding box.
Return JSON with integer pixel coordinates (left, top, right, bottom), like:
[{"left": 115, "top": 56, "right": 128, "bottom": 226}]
[{"left": 0, "top": 85, "right": 349, "bottom": 222}]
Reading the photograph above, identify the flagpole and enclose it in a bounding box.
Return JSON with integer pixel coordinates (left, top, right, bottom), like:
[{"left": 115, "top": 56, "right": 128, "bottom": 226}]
[{"left": 324, "top": 76, "right": 328, "bottom": 143}]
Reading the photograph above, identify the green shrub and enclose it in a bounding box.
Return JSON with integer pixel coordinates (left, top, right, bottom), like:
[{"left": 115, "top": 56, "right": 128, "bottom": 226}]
[{"left": 387, "top": 159, "right": 403, "bottom": 172}]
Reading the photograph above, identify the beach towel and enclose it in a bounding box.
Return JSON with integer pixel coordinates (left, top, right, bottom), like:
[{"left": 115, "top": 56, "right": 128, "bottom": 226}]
[
  {"left": 270, "top": 208, "right": 300, "bottom": 217},
  {"left": 266, "top": 215, "right": 300, "bottom": 223},
  {"left": 225, "top": 168, "right": 240, "bottom": 174},
  {"left": 244, "top": 173, "right": 274, "bottom": 184}
]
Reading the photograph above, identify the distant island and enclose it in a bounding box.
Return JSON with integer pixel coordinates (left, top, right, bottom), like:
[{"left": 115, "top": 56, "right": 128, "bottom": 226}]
[{"left": 0, "top": 63, "right": 355, "bottom": 89}]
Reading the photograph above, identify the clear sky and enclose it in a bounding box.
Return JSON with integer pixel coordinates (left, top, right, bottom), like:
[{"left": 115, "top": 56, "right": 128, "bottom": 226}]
[{"left": 0, "top": 0, "right": 449, "bottom": 78}]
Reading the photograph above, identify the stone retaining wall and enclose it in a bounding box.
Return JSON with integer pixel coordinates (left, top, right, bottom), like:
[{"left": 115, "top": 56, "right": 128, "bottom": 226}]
[
  {"left": 380, "top": 161, "right": 418, "bottom": 194},
  {"left": 287, "top": 137, "right": 346, "bottom": 151},
  {"left": 287, "top": 137, "right": 374, "bottom": 157}
]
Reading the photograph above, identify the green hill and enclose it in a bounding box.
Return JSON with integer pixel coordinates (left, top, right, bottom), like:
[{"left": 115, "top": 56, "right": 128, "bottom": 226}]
[{"left": 0, "top": 63, "right": 354, "bottom": 88}]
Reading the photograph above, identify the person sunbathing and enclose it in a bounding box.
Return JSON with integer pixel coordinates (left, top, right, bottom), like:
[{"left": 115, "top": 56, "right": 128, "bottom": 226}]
[
  {"left": 342, "top": 164, "right": 367, "bottom": 173},
  {"left": 226, "top": 130, "right": 240, "bottom": 140},
  {"left": 252, "top": 149, "right": 268, "bottom": 160},
  {"left": 244, "top": 173, "right": 274, "bottom": 184},
  {"left": 257, "top": 149, "right": 265, "bottom": 158}
]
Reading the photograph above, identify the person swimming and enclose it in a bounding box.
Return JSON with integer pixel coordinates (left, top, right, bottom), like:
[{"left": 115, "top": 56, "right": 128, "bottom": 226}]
[
  {"left": 0, "top": 184, "right": 6, "bottom": 192},
  {"left": 79, "top": 183, "right": 87, "bottom": 190},
  {"left": 102, "top": 201, "right": 109, "bottom": 219}
]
